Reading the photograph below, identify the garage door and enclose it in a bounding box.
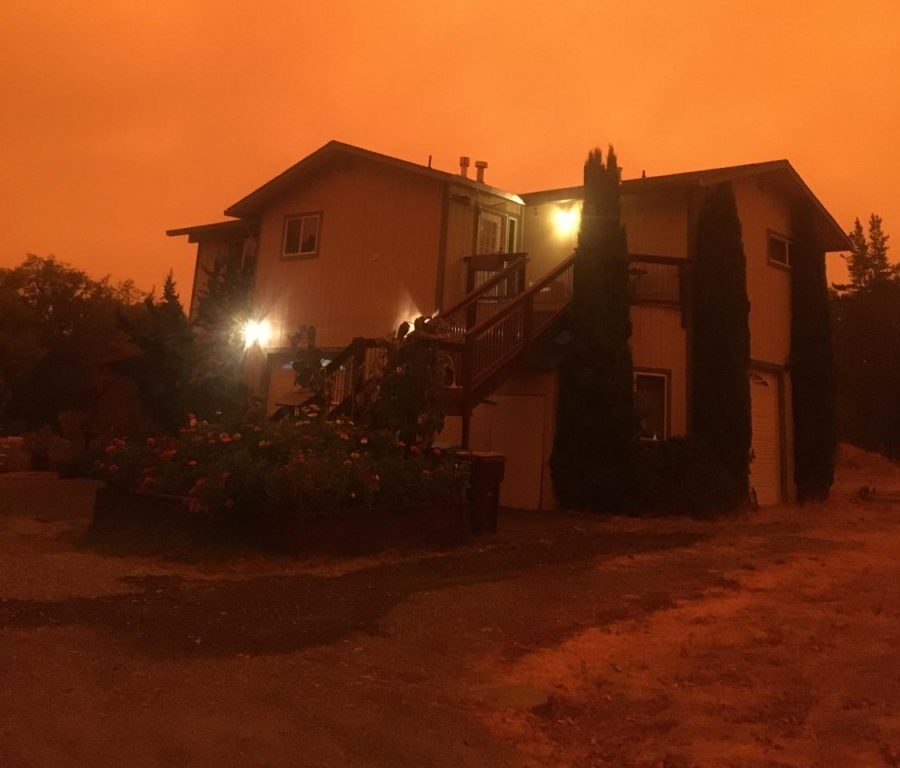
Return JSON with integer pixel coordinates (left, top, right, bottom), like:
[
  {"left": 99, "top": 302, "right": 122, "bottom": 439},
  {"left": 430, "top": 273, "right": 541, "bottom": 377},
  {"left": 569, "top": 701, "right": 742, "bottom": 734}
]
[{"left": 749, "top": 371, "right": 781, "bottom": 506}]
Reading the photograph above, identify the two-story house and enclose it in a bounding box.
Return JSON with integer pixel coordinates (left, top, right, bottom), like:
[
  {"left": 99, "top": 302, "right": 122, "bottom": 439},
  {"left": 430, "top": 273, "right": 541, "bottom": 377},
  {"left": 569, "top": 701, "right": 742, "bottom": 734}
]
[{"left": 169, "top": 140, "right": 849, "bottom": 511}]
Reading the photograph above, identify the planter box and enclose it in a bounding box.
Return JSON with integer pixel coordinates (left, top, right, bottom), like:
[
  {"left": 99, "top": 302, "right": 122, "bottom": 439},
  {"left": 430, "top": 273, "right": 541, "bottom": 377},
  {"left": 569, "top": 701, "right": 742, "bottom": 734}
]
[
  {"left": 88, "top": 453, "right": 505, "bottom": 557},
  {"left": 89, "top": 487, "right": 470, "bottom": 557},
  {"left": 260, "top": 502, "right": 471, "bottom": 556}
]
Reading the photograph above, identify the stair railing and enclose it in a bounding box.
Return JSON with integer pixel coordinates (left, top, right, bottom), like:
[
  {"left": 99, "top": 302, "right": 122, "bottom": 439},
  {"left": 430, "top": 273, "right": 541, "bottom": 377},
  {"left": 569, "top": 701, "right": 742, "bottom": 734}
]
[
  {"left": 437, "top": 253, "right": 528, "bottom": 336},
  {"left": 458, "top": 254, "right": 575, "bottom": 401}
]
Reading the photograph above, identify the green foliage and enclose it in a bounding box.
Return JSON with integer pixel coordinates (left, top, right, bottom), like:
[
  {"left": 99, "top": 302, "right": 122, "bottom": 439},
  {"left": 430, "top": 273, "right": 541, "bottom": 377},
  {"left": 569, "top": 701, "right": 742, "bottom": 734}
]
[
  {"left": 118, "top": 271, "right": 194, "bottom": 432},
  {"left": 832, "top": 284, "right": 900, "bottom": 459},
  {"left": 190, "top": 251, "right": 256, "bottom": 420},
  {"left": 831, "top": 214, "right": 900, "bottom": 459},
  {"left": 550, "top": 146, "right": 636, "bottom": 511},
  {"left": 93, "top": 410, "right": 469, "bottom": 519},
  {"left": 790, "top": 204, "right": 836, "bottom": 501},
  {"left": 630, "top": 436, "right": 748, "bottom": 517},
  {"left": 841, "top": 214, "right": 896, "bottom": 290},
  {"left": 368, "top": 318, "right": 446, "bottom": 448},
  {"left": 0, "top": 255, "right": 144, "bottom": 433},
  {"left": 689, "top": 182, "right": 751, "bottom": 506}
]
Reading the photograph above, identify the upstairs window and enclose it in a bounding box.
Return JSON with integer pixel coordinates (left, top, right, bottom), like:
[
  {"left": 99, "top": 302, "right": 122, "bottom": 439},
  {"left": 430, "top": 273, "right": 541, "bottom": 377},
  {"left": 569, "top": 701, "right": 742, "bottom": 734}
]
[
  {"left": 634, "top": 371, "right": 668, "bottom": 441},
  {"left": 283, "top": 213, "right": 321, "bottom": 258},
  {"left": 767, "top": 232, "right": 791, "bottom": 268},
  {"left": 476, "top": 212, "right": 502, "bottom": 254}
]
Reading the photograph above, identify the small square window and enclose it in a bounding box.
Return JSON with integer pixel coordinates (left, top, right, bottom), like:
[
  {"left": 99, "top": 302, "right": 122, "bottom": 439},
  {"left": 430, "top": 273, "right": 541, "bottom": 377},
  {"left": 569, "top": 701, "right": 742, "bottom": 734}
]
[
  {"left": 767, "top": 233, "right": 791, "bottom": 267},
  {"left": 635, "top": 372, "right": 668, "bottom": 441},
  {"left": 283, "top": 213, "right": 321, "bottom": 258}
]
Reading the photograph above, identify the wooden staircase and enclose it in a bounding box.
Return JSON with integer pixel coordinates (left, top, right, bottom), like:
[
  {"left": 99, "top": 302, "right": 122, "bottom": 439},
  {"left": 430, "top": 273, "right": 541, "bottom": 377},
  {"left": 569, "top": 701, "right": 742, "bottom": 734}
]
[
  {"left": 277, "top": 251, "right": 687, "bottom": 437},
  {"left": 277, "top": 253, "right": 575, "bottom": 430},
  {"left": 435, "top": 254, "right": 574, "bottom": 416}
]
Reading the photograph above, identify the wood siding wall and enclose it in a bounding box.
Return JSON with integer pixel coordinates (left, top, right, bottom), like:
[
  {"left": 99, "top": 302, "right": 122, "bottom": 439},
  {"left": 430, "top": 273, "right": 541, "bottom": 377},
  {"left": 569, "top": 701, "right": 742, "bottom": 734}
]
[
  {"left": 733, "top": 176, "right": 793, "bottom": 367},
  {"left": 252, "top": 158, "right": 445, "bottom": 350}
]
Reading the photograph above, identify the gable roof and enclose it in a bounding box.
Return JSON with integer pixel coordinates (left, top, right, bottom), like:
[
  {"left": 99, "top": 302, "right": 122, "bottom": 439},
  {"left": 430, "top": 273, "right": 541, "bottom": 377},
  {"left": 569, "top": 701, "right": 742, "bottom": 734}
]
[
  {"left": 166, "top": 219, "right": 258, "bottom": 242},
  {"left": 224, "top": 140, "right": 524, "bottom": 218},
  {"left": 521, "top": 159, "right": 850, "bottom": 252}
]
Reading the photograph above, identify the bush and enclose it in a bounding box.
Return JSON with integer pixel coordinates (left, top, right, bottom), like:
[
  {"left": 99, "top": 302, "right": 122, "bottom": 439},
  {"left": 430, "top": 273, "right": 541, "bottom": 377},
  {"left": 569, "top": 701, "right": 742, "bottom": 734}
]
[
  {"left": 92, "top": 408, "right": 470, "bottom": 521},
  {"left": 629, "top": 436, "right": 748, "bottom": 517}
]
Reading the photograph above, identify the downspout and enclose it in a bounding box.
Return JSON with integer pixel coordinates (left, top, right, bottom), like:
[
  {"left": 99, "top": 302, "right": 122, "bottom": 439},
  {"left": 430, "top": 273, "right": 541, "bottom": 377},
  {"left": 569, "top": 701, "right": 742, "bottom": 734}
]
[{"left": 434, "top": 182, "right": 450, "bottom": 311}]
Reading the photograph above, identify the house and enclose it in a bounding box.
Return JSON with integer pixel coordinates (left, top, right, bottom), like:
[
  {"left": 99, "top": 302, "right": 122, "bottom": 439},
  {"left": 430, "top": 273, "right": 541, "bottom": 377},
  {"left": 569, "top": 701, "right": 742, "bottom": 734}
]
[{"left": 168, "top": 140, "right": 849, "bottom": 510}]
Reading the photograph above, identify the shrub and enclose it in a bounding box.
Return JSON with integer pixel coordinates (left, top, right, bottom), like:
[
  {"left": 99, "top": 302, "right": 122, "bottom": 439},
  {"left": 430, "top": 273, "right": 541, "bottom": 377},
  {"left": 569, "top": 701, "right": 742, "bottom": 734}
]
[
  {"left": 630, "top": 436, "right": 747, "bottom": 517},
  {"left": 92, "top": 408, "right": 470, "bottom": 521}
]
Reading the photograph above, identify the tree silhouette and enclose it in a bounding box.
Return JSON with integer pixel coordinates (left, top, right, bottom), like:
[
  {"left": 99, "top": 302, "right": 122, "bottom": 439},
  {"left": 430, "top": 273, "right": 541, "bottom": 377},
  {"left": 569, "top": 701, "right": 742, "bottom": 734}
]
[{"left": 550, "top": 146, "right": 636, "bottom": 511}]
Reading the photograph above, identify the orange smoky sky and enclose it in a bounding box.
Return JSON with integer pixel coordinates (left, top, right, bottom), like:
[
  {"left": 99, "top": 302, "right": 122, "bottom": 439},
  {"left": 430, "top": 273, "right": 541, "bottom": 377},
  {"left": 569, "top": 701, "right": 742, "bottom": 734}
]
[{"left": 1, "top": 0, "right": 898, "bottom": 298}]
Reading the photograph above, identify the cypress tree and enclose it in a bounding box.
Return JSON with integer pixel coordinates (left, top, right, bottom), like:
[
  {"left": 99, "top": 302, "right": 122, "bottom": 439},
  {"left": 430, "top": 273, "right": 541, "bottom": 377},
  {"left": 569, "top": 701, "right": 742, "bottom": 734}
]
[
  {"left": 550, "top": 147, "right": 636, "bottom": 510},
  {"left": 790, "top": 202, "right": 836, "bottom": 500},
  {"left": 690, "top": 182, "right": 751, "bottom": 504}
]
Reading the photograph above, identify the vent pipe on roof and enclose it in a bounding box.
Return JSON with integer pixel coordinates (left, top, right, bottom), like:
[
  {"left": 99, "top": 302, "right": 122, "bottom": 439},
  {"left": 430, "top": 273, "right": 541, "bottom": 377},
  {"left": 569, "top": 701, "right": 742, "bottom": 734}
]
[
  {"left": 475, "top": 160, "right": 488, "bottom": 183},
  {"left": 459, "top": 156, "right": 470, "bottom": 178}
]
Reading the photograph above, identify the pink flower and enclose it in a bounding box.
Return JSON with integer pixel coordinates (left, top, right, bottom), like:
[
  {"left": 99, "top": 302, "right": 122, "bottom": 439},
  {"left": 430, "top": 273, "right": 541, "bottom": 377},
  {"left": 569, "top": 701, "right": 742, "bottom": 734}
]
[
  {"left": 107, "top": 464, "right": 119, "bottom": 473},
  {"left": 409, "top": 445, "right": 420, "bottom": 456},
  {"left": 187, "top": 459, "right": 197, "bottom": 467},
  {"left": 145, "top": 437, "right": 156, "bottom": 448},
  {"left": 231, "top": 433, "right": 241, "bottom": 441},
  {"left": 219, "top": 433, "right": 232, "bottom": 443},
  {"left": 258, "top": 440, "right": 270, "bottom": 449},
  {"left": 421, "top": 469, "right": 431, "bottom": 476},
  {"left": 431, "top": 447, "right": 442, "bottom": 456},
  {"left": 105, "top": 445, "right": 117, "bottom": 456},
  {"left": 350, "top": 452, "right": 360, "bottom": 460},
  {"left": 224, "top": 498, "right": 234, "bottom": 510},
  {"left": 220, "top": 471, "right": 230, "bottom": 482}
]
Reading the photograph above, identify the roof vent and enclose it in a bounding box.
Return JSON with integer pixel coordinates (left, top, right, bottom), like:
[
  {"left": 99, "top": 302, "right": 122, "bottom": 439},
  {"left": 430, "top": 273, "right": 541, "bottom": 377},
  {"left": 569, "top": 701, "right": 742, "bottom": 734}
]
[
  {"left": 459, "top": 156, "right": 470, "bottom": 178},
  {"left": 475, "top": 160, "right": 488, "bottom": 184}
]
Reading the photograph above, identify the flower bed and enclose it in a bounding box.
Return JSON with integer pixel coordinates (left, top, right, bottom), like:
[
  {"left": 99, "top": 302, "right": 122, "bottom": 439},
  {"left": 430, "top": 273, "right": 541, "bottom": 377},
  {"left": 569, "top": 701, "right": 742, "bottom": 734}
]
[{"left": 90, "top": 408, "right": 474, "bottom": 555}]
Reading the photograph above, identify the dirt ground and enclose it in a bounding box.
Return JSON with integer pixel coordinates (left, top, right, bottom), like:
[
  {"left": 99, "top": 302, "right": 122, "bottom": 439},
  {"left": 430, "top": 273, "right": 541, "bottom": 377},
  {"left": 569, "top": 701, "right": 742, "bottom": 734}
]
[{"left": 1, "top": 448, "right": 899, "bottom": 768}]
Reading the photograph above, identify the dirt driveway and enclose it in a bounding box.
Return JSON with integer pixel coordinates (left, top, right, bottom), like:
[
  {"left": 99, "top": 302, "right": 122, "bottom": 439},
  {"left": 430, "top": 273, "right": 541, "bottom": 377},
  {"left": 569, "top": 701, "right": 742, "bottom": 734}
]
[{"left": 1, "top": 449, "right": 899, "bottom": 768}]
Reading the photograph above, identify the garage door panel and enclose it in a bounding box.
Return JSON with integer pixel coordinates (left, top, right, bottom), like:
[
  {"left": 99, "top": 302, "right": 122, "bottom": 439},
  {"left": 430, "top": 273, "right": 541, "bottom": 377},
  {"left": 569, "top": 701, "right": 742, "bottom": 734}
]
[{"left": 749, "top": 371, "right": 781, "bottom": 506}]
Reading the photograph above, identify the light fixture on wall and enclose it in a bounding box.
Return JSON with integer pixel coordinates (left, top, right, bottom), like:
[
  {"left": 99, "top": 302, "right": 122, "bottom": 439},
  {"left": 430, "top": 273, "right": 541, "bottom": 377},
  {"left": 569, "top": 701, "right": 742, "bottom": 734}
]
[
  {"left": 242, "top": 319, "right": 272, "bottom": 349},
  {"left": 553, "top": 204, "right": 581, "bottom": 237}
]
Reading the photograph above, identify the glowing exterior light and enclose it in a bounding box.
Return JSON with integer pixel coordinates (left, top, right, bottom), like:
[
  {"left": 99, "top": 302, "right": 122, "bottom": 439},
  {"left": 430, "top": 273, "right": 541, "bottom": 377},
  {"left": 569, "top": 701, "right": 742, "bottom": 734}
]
[
  {"left": 242, "top": 319, "right": 271, "bottom": 349},
  {"left": 554, "top": 206, "right": 580, "bottom": 237}
]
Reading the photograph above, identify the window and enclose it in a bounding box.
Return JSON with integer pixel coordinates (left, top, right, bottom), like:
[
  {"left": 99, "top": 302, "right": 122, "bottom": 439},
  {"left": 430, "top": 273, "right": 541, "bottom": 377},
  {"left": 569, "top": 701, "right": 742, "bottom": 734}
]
[
  {"left": 476, "top": 212, "right": 502, "bottom": 254},
  {"left": 283, "top": 213, "right": 321, "bottom": 258},
  {"left": 767, "top": 232, "right": 791, "bottom": 268},
  {"left": 634, "top": 372, "right": 668, "bottom": 441}
]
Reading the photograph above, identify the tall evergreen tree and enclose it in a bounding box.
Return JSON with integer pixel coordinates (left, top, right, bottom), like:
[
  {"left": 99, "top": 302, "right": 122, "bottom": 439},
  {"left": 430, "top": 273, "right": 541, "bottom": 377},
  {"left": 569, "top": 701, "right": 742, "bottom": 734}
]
[
  {"left": 550, "top": 146, "right": 636, "bottom": 511},
  {"left": 843, "top": 214, "right": 896, "bottom": 290},
  {"left": 790, "top": 202, "right": 836, "bottom": 501},
  {"left": 118, "top": 271, "right": 194, "bottom": 431},
  {"left": 845, "top": 218, "right": 870, "bottom": 290},
  {"left": 867, "top": 213, "right": 894, "bottom": 282},
  {"left": 832, "top": 214, "right": 900, "bottom": 458},
  {"left": 190, "top": 250, "right": 256, "bottom": 419},
  {"left": 690, "top": 182, "right": 751, "bottom": 504}
]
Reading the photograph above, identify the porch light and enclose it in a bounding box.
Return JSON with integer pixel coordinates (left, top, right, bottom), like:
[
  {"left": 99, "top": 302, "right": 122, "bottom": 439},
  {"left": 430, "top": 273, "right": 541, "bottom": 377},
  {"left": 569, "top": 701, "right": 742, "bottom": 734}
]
[
  {"left": 554, "top": 205, "right": 580, "bottom": 237},
  {"left": 242, "top": 319, "right": 272, "bottom": 349}
]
